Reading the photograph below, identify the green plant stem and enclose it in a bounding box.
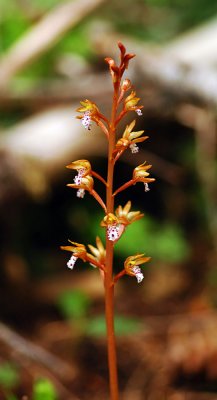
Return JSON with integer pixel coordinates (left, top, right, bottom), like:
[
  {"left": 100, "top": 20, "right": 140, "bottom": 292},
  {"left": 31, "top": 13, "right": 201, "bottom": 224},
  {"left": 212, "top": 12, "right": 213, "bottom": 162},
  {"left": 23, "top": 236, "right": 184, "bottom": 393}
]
[{"left": 104, "top": 82, "right": 120, "bottom": 400}]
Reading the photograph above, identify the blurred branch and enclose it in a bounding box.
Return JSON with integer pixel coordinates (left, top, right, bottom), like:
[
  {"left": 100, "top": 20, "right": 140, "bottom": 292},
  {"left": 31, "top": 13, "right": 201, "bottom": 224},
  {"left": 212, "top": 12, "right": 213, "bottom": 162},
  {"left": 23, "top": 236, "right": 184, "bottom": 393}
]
[
  {"left": 0, "top": 105, "right": 109, "bottom": 203},
  {"left": 0, "top": 0, "right": 105, "bottom": 89},
  {"left": 0, "top": 321, "right": 77, "bottom": 381},
  {"left": 164, "top": 17, "right": 217, "bottom": 66},
  {"left": 0, "top": 74, "right": 112, "bottom": 107},
  {"left": 89, "top": 29, "right": 217, "bottom": 108}
]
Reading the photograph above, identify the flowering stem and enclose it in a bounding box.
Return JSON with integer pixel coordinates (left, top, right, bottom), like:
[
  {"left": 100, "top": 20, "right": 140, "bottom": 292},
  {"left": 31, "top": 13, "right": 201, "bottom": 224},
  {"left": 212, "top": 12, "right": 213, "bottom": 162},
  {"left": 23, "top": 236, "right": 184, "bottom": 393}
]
[
  {"left": 113, "top": 149, "right": 125, "bottom": 164},
  {"left": 104, "top": 81, "right": 120, "bottom": 400},
  {"left": 113, "top": 269, "right": 126, "bottom": 284},
  {"left": 92, "top": 171, "right": 108, "bottom": 187},
  {"left": 96, "top": 119, "right": 109, "bottom": 138},
  {"left": 115, "top": 109, "right": 127, "bottom": 126},
  {"left": 113, "top": 179, "right": 135, "bottom": 197},
  {"left": 117, "top": 90, "right": 125, "bottom": 105},
  {"left": 86, "top": 256, "right": 106, "bottom": 272},
  {"left": 91, "top": 189, "right": 107, "bottom": 212},
  {"left": 62, "top": 43, "right": 154, "bottom": 400}
]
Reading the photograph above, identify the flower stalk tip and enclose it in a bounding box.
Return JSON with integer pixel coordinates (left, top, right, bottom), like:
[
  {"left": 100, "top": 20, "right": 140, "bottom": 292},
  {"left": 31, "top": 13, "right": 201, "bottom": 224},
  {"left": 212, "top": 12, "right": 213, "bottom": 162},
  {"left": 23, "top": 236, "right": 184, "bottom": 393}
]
[{"left": 105, "top": 42, "right": 135, "bottom": 85}]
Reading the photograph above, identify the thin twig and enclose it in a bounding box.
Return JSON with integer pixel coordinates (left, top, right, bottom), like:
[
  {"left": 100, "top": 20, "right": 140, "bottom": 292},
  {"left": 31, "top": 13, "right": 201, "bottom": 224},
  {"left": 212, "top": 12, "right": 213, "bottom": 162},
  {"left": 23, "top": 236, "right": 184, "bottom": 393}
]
[{"left": 0, "top": 0, "right": 105, "bottom": 89}]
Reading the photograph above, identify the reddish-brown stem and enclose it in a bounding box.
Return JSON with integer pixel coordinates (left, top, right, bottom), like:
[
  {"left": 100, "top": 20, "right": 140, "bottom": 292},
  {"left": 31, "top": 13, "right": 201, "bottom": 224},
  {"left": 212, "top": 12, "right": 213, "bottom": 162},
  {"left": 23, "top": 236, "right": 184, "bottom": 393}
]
[
  {"left": 99, "top": 112, "right": 109, "bottom": 124},
  {"left": 113, "top": 269, "right": 126, "bottom": 284},
  {"left": 113, "top": 179, "right": 135, "bottom": 197},
  {"left": 86, "top": 256, "right": 106, "bottom": 272},
  {"left": 114, "top": 149, "right": 125, "bottom": 164},
  {"left": 92, "top": 171, "right": 108, "bottom": 186},
  {"left": 96, "top": 119, "right": 109, "bottom": 138},
  {"left": 117, "top": 90, "right": 125, "bottom": 105},
  {"left": 115, "top": 109, "right": 127, "bottom": 126},
  {"left": 91, "top": 189, "right": 107, "bottom": 212},
  {"left": 104, "top": 80, "right": 120, "bottom": 400}
]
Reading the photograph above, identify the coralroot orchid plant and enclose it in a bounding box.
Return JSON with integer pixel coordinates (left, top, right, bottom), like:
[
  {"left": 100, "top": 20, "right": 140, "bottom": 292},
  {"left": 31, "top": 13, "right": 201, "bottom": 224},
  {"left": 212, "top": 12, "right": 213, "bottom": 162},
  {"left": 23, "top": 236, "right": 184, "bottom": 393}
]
[{"left": 61, "top": 43, "right": 155, "bottom": 400}]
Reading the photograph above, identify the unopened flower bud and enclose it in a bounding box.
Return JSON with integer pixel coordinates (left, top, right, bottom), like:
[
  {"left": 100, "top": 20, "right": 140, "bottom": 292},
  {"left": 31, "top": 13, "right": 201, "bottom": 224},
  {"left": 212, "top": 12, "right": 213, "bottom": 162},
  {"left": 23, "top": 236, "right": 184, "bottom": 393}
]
[
  {"left": 125, "top": 91, "right": 140, "bottom": 111},
  {"left": 121, "top": 79, "right": 131, "bottom": 91}
]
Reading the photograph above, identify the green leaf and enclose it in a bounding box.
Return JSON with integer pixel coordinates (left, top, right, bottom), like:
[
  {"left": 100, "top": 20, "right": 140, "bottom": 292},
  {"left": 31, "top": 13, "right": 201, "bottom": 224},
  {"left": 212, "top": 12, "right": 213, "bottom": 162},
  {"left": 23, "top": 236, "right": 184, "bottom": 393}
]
[
  {"left": 86, "top": 315, "right": 142, "bottom": 337},
  {"left": 6, "top": 395, "right": 18, "bottom": 400},
  {"left": 0, "top": 363, "right": 19, "bottom": 389},
  {"left": 33, "top": 378, "right": 57, "bottom": 400},
  {"left": 57, "top": 290, "right": 91, "bottom": 319},
  {"left": 154, "top": 224, "right": 190, "bottom": 262},
  {"left": 116, "top": 218, "right": 190, "bottom": 263}
]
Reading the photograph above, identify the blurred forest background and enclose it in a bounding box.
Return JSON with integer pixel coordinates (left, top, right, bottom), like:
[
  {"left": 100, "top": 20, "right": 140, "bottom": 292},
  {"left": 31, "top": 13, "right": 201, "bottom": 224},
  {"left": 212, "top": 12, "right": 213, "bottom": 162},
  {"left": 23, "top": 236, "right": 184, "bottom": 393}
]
[{"left": 0, "top": 0, "right": 217, "bottom": 399}]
